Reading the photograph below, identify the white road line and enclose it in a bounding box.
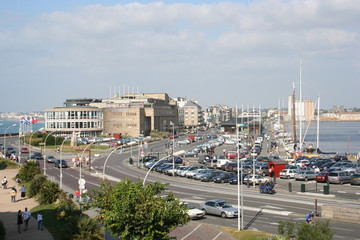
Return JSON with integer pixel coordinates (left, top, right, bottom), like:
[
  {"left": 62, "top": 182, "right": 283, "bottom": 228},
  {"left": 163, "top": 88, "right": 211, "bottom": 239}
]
[
  {"left": 337, "top": 191, "right": 347, "bottom": 194},
  {"left": 334, "top": 235, "right": 345, "bottom": 239},
  {"left": 356, "top": 192, "right": 360, "bottom": 195},
  {"left": 212, "top": 232, "right": 222, "bottom": 240},
  {"left": 181, "top": 224, "right": 202, "bottom": 240},
  {"left": 270, "top": 222, "right": 279, "bottom": 225},
  {"left": 182, "top": 199, "right": 293, "bottom": 216},
  {"left": 332, "top": 227, "right": 354, "bottom": 232}
]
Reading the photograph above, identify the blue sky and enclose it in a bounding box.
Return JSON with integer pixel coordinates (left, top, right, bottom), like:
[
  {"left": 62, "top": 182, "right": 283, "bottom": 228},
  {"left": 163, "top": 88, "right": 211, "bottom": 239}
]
[{"left": 1, "top": 0, "right": 359, "bottom": 112}]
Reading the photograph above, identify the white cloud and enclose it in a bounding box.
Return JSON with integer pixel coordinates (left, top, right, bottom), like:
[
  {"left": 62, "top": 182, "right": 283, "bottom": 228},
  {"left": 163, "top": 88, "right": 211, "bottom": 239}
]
[{"left": 0, "top": 0, "right": 359, "bottom": 112}]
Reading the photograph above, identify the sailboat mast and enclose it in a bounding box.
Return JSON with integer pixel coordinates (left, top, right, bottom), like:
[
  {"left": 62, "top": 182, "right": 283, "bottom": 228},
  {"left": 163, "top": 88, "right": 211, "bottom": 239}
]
[
  {"left": 299, "top": 58, "right": 303, "bottom": 152},
  {"left": 316, "top": 96, "right": 320, "bottom": 149},
  {"left": 292, "top": 82, "right": 297, "bottom": 143}
]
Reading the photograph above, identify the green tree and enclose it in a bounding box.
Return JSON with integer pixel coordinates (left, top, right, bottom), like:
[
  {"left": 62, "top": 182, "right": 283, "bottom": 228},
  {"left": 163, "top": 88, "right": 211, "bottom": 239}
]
[
  {"left": 70, "top": 215, "right": 103, "bottom": 240},
  {"left": 18, "top": 161, "right": 41, "bottom": 182},
  {"left": 28, "top": 174, "right": 47, "bottom": 197},
  {"left": 37, "top": 180, "right": 60, "bottom": 205},
  {"left": 90, "top": 179, "right": 190, "bottom": 240},
  {"left": 297, "top": 220, "right": 334, "bottom": 240}
]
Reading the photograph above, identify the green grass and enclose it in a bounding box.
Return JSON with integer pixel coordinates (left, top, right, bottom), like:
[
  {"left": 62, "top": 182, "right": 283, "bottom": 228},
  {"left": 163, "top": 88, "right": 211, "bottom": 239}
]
[
  {"left": 219, "top": 227, "right": 272, "bottom": 240},
  {"left": 30, "top": 204, "right": 73, "bottom": 240}
]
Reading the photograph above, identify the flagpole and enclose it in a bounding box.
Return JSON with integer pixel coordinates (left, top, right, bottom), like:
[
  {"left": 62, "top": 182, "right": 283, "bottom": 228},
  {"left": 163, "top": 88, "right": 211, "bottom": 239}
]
[{"left": 18, "top": 118, "right": 21, "bottom": 165}]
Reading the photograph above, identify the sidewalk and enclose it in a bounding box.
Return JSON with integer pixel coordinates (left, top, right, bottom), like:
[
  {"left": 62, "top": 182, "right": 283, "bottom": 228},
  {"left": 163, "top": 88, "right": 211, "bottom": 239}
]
[{"left": 0, "top": 168, "right": 53, "bottom": 240}]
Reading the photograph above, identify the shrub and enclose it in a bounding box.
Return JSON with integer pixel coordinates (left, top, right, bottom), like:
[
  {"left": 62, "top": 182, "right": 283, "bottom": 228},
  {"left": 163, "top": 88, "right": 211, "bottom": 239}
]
[
  {"left": 70, "top": 215, "right": 103, "bottom": 240},
  {"left": 37, "top": 180, "right": 60, "bottom": 205},
  {"left": 0, "top": 219, "right": 5, "bottom": 240},
  {"left": 297, "top": 220, "right": 334, "bottom": 240},
  {"left": 277, "top": 220, "right": 285, "bottom": 235},
  {"left": 28, "top": 174, "right": 47, "bottom": 197},
  {"left": 18, "top": 161, "right": 40, "bottom": 182}
]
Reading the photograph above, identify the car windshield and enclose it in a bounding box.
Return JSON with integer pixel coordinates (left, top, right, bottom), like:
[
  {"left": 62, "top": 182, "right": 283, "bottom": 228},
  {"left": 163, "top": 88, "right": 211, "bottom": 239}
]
[
  {"left": 185, "top": 203, "right": 195, "bottom": 209},
  {"left": 218, "top": 201, "right": 232, "bottom": 208}
]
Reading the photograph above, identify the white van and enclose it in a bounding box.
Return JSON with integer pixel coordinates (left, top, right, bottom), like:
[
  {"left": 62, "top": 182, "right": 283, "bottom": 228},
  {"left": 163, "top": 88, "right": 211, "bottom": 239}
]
[{"left": 216, "top": 159, "right": 230, "bottom": 169}]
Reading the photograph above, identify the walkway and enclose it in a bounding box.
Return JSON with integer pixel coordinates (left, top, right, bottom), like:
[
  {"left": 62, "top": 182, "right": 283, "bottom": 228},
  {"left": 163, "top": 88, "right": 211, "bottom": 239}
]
[{"left": 0, "top": 168, "right": 53, "bottom": 240}]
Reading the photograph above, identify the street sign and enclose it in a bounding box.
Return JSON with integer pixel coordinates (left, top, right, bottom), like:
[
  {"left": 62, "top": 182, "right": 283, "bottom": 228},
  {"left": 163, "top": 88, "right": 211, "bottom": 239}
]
[
  {"left": 78, "top": 178, "right": 86, "bottom": 186},
  {"left": 140, "top": 150, "right": 145, "bottom": 158},
  {"left": 144, "top": 141, "right": 148, "bottom": 149}
]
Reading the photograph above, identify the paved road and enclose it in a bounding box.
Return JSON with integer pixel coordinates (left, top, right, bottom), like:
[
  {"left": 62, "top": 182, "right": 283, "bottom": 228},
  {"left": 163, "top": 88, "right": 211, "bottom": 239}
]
[{"left": 2, "top": 133, "right": 360, "bottom": 240}]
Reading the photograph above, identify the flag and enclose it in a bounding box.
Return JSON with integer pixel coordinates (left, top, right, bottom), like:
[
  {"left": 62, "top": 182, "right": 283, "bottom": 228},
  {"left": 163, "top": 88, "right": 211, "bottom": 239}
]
[
  {"left": 20, "top": 117, "right": 29, "bottom": 125},
  {"left": 32, "top": 117, "right": 38, "bottom": 124}
]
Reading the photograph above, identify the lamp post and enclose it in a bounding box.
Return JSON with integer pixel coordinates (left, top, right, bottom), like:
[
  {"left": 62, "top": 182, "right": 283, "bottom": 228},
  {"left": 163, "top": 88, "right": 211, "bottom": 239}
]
[
  {"left": 78, "top": 141, "right": 96, "bottom": 202},
  {"left": 43, "top": 131, "right": 59, "bottom": 176},
  {"left": 59, "top": 137, "right": 70, "bottom": 190},
  {"left": 103, "top": 146, "right": 123, "bottom": 180},
  {"left": 4, "top": 124, "right": 16, "bottom": 158},
  {"left": 170, "top": 121, "right": 175, "bottom": 178},
  {"left": 29, "top": 128, "right": 44, "bottom": 158}
]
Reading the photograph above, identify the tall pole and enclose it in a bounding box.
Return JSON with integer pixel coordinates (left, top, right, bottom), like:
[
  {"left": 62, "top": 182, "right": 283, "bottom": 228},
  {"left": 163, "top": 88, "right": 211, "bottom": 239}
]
[
  {"left": 103, "top": 146, "right": 123, "bottom": 180},
  {"left": 43, "top": 131, "right": 59, "bottom": 176},
  {"left": 316, "top": 96, "right": 320, "bottom": 150},
  {"left": 292, "top": 82, "right": 297, "bottom": 143},
  {"left": 18, "top": 119, "right": 21, "bottom": 165},
  {"left": 59, "top": 137, "right": 70, "bottom": 190},
  {"left": 172, "top": 123, "right": 175, "bottom": 178},
  {"left": 236, "top": 105, "right": 240, "bottom": 231},
  {"left": 240, "top": 104, "right": 244, "bottom": 230},
  {"left": 4, "top": 124, "right": 16, "bottom": 158},
  {"left": 299, "top": 58, "right": 303, "bottom": 152},
  {"left": 253, "top": 105, "right": 255, "bottom": 188}
]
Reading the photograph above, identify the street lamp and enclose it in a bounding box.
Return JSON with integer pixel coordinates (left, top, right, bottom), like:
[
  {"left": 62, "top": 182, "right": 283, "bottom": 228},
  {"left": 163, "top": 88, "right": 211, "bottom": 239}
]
[
  {"left": 43, "top": 131, "right": 59, "bottom": 176},
  {"left": 78, "top": 141, "right": 97, "bottom": 202},
  {"left": 170, "top": 121, "right": 175, "bottom": 178},
  {"left": 59, "top": 137, "right": 71, "bottom": 190},
  {"left": 29, "top": 128, "right": 44, "bottom": 158},
  {"left": 4, "top": 124, "right": 16, "bottom": 158},
  {"left": 103, "top": 146, "right": 123, "bottom": 180}
]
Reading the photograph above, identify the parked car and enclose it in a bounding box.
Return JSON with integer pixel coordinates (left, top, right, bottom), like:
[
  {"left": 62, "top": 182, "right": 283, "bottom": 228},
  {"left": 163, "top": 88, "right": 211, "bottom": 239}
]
[
  {"left": 46, "top": 155, "right": 56, "bottom": 163},
  {"left": 54, "top": 160, "right": 68, "bottom": 168},
  {"left": 295, "top": 171, "right": 317, "bottom": 181},
  {"left": 165, "top": 165, "right": 185, "bottom": 176},
  {"left": 198, "top": 155, "right": 211, "bottom": 164},
  {"left": 255, "top": 165, "right": 269, "bottom": 177},
  {"left": 213, "top": 172, "right": 236, "bottom": 183},
  {"left": 186, "top": 168, "right": 207, "bottom": 178},
  {"left": 328, "top": 171, "right": 351, "bottom": 184},
  {"left": 178, "top": 165, "right": 206, "bottom": 177},
  {"left": 182, "top": 202, "right": 204, "bottom": 219},
  {"left": 350, "top": 173, "right": 360, "bottom": 185},
  {"left": 200, "top": 171, "right": 222, "bottom": 182},
  {"left": 183, "top": 150, "right": 198, "bottom": 158},
  {"left": 199, "top": 200, "right": 238, "bottom": 218},
  {"left": 243, "top": 174, "right": 267, "bottom": 185},
  {"left": 31, "top": 152, "right": 43, "bottom": 160},
  {"left": 20, "top": 147, "right": 29, "bottom": 153},
  {"left": 279, "top": 169, "right": 297, "bottom": 179},
  {"left": 169, "top": 156, "right": 183, "bottom": 164},
  {"left": 315, "top": 172, "right": 330, "bottom": 183},
  {"left": 193, "top": 169, "right": 216, "bottom": 180},
  {"left": 205, "top": 159, "right": 218, "bottom": 169}
]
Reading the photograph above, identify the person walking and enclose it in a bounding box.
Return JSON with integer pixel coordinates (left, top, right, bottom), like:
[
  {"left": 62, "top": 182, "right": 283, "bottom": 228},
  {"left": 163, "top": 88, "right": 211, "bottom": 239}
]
[
  {"left": 17, "top": 210, "right": 23, "bottom": 233},
  {"left": 23, "top": 207, "right": 31, "bottom": 231},
  {"left": 37, "top": 211, "right": 43, "bottom": 231},
  {"left": 2, "top": 176, "right": 7, "bottom": 189},
  {"left": 16, "top": 177, "right": 21, "bottom": 187},
  {"left": 21, "top": 185, "right": 26, "bottom": 198},
  {"left": 11, "top": 187, "right": 17, "bottom": 202}
]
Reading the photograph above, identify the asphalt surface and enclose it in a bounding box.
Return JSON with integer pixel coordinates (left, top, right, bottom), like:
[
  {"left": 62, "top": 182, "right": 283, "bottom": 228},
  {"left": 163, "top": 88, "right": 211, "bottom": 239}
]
[{"left": 2, "top": 129, "right": 360, "bottom": 240}]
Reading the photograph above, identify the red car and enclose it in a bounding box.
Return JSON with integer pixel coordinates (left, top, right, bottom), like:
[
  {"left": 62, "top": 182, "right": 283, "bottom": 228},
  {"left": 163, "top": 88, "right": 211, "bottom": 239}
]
[
  {"left": 315, "top": 172, "right": 329, "bottom": 183},
  {"left": 226, "top": 151, "right": 240, "bottom": 159},
  {"left": 21, "top": 147, "right": 28, "bottom": 153}
]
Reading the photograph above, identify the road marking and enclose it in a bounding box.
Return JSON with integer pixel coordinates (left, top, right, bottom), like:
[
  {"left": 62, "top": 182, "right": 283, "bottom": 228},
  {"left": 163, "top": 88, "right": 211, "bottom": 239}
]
[
  {"left": 181, "top": 224, "right": 201, "bottom": 240},
  {"left": 337, "top": 191, "right": 347, "bottom": 194},
  {"left": 334, "top": 235, "right": 345, "bottom": 239},
  {"left": 356, "top": 193, "right": 360, "bottom": 195},
  {"left": 270, "top": 222, "right": 279, "bottom": 225},
  {"left": 182, "top": 199, "right": 293, "bottom": 216},
  {"left": 212, "top": 232, "right": 222, "bottom": 240},
  {"left": 262, "top": 205, "right": 283, "bottom": 210},
  {"left": 332, "top": 227, "right": 354, "bottom": 232}
]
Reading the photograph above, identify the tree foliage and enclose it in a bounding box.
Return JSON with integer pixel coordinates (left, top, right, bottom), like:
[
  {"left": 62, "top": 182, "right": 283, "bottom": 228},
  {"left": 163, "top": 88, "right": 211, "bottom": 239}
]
[
  {"left": 18, "top": 161, "right": 41, "bottom": 182},
  {"left": 42, "top": 134, "right": 64, "bottom": 146},
  {"left": 90, "top": 179, "right": 190, "bottom": 240},
  {"left": 28, "top": 174, "right": 48, "bottom": 197},
  {"left": 70, "top": 215, "right": 103, "bottom": 240},
  {"left": 37, "top": 180, "right": 60, "bottom": 205}
]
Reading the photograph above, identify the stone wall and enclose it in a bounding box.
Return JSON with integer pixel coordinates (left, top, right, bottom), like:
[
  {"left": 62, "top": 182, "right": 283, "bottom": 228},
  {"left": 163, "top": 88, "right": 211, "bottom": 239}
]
[{"left": 322, "top": 205, "right": 360, "bottom": 222}]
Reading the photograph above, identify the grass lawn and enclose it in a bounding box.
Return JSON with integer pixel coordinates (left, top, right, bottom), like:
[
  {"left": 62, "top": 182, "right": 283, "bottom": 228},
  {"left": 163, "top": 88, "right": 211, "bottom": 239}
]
[
  {"left": 219, "top": 227, "right": 273, "bottom": 240},
  {"left": 31, "top": 204, "right": 73, "bottom": 240}
]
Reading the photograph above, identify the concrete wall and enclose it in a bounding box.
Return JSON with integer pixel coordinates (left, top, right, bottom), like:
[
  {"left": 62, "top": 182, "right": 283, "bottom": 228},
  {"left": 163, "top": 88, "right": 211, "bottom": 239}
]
[{"left": 321, "top": 205, "right": 360, "bottom": 222}]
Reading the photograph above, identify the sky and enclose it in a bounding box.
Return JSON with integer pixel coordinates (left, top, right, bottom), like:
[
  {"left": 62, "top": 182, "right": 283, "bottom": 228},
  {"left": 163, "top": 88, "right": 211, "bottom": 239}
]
[{"left": 1, "top": 0, "right": 359, "bottom": 112}]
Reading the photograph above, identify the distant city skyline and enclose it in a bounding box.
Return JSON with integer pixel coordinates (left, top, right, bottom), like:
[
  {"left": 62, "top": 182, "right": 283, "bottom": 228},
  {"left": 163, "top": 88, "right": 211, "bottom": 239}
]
[{"left": 1, "top": 0, "right": 359, "bottom": 112}]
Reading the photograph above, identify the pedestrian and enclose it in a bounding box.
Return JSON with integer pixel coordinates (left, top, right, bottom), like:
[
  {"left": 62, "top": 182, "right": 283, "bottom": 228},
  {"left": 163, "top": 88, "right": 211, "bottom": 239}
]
[
  {"left": 2, "top": 176, "right": 7, "bottom": 189},
  {"left": 37, "top": 211, "right": 43, "bottom": 231},
  {"left": 223, "top": 148, "right": 226, "bottom": 156},
  {"left": 17, "top": 210, "right": 23, "bottom": 233},
  {"left": 16, "top": 177, "right": 21, "bottom": 187},
  {"left": 23, "top": 207, "right": 31, "bottom": 231},
  {"left": 21, "top": 185, "right": 26, "bottom": 198},
  {"left": 11, "top": 187, "right": 17, "bottom": 202}
]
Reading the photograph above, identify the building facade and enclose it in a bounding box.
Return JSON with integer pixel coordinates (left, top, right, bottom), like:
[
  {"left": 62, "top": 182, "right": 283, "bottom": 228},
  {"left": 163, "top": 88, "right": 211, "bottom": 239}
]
[{"left": 182, "top": 101, "right": 204, "bottom": 127}]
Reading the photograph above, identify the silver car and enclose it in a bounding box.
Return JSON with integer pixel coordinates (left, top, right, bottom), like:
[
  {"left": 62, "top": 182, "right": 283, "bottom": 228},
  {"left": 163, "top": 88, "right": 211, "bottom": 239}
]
[
  {"left": 199, "top": 200, "right": 238, "bottom": 218},
  {"left": 295, "top": 171, "right": 316, "bottom": 181}
]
